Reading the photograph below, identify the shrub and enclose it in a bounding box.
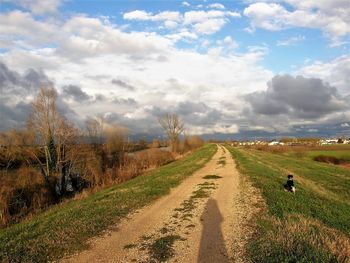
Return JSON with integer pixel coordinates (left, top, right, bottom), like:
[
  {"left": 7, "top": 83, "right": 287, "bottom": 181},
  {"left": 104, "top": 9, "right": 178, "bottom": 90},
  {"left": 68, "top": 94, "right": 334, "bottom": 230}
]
[{"left": 313, "top": 155, "right": 346, "bottom": 165}]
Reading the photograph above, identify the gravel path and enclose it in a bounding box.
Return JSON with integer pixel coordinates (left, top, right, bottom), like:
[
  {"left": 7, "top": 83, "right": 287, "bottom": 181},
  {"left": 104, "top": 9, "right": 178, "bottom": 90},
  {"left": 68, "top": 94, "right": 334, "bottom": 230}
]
[{"left": 61, "top": 145, "right": 257, "bottom": 263}]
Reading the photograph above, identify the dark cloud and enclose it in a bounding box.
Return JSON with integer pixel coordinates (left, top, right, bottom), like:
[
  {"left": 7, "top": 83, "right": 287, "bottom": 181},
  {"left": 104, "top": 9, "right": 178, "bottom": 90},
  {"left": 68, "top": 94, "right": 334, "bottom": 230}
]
[
  {"left": 62, "top": 85, "right": 91, "bottom": 102},
  {"left": 0, "top": 62, "right": 77, "bottom": 131},
  {"left": 94, "top": 94, "right": 107, "bottom": 102},
  {"left": 176, "top": 101, "right": 208, "bottom": 115},
  {"left": 144, "top": 101, "right": 225, "bottom": 130},
  {"left": 111, "top": 79, "right": 135, "bottom": 91},
  {"left": 245, "top": 75, "right": 347, "bottom": 119},
  {"left": 111, "top": 97, "right": 137, "bottom": 105},
  {"left": 0, "top": 62, "right": 52, "bottom": 97}
]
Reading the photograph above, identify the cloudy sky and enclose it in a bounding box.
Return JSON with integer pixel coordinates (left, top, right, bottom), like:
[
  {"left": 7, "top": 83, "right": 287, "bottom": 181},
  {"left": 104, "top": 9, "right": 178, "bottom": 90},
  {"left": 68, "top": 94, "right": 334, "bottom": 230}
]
[{"left": 0, "top": 0, "right": 349, "bottom": 139}]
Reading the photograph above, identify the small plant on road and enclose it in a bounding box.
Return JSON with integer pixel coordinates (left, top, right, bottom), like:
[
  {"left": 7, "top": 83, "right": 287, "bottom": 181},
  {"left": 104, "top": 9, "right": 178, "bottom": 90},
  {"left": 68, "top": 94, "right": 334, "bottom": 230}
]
[
  {"left": 149, "top": 235, "right": 182, "bottom": 262},
  {"left": 203, "top": 174, "right": 222, "bottom": 179}
]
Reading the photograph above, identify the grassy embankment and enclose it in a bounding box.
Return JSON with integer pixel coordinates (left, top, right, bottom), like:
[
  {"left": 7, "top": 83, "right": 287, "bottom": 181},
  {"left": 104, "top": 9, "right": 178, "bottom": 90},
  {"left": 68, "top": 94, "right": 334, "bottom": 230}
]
[
  {"left": 227, "top": 145, "right": 350, "bottom": 263},
  {"left": 304, "top": 150, "right": 350, "bottom": 164},
  {"left": 0, "top": 144, "right": 217, "bottom": 263}
]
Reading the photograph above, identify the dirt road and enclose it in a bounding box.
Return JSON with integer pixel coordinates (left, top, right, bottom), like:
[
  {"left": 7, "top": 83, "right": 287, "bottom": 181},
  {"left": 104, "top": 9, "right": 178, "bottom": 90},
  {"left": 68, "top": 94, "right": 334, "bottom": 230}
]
[{"left": 62, "top": 145, "right": 256, "bottom": 263}]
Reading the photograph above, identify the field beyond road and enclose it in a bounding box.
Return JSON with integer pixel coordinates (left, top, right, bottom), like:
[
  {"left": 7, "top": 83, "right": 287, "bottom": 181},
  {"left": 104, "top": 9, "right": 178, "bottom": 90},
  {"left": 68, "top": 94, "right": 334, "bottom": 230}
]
[
  {"left": 227, "top": 145, "right": 350, "bottom": 262},
  {"left": 0, "top": 144, "right": 216, "bottom": 262}
]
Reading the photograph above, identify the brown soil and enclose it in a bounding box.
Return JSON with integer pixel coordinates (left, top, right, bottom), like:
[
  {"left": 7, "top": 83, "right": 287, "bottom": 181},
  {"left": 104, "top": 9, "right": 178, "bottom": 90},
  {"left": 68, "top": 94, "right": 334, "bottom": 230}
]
[
  {"left": 61, "top": 145, "right": 257, "bottom": 263},
  {"left": 340, "top": 163, "right": 350, "bottom": 170}
]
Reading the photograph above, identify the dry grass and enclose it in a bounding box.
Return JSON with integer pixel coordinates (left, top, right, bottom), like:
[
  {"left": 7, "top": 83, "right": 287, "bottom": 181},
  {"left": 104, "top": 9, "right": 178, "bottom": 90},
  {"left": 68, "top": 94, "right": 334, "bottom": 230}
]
[
  {"left": 0, "top": 147, "right": 176, "bottom": 227},
  {"left": 252, "top": 215, "right": 350, "bottom": 263},
  {"left": 254, "top": 144, "right": 350, "bottom": 155},
  {"left": 0, "top": 167, "right": 53, "bottom": 227}
]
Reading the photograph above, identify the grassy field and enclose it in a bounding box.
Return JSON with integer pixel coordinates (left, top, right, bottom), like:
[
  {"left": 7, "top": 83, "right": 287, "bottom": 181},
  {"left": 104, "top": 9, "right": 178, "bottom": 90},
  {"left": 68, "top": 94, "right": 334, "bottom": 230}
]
[
  {"left": 227, "top": 145, "right": 350, "bottom": 263},
  {"left": 0, "top": 144, "right": 216, "bottom": 263},
  {"left": 304, "top": 150, "right": 350, "bottom": 163}
]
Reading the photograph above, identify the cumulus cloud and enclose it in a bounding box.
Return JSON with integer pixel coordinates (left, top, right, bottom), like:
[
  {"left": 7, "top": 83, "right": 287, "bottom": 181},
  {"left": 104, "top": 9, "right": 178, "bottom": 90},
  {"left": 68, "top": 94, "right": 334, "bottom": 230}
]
[
  {"left": 207, "top": 3, "right": 225, "bottom": 10},
  {"left": 0, "top": 10, "right": 58, "bottom": 48},
  {"left": 62, "top": 85, "right": 92, "bottom": 102},
  {"left": 123, "top": 10, "right": 181, "bottom": 22},
  {"left": 111, "top": 79, "right": 136, "bottom": 91},
  {"left": 298, "top": 55, "right": 350, "bottom": 94},
  {"left": 0, "top": 62, "right": 52, "bottom": 98},
  {"left": 1, "top": 13, "right": 173, "bottom": 60},
  {"left": 1, "top": 6, "right": 348, "bottom": 137},
  {"left": 244, "top": 1, "right": 350, "bottom": 43},
  {"left": 2, "top": 0, "right": 63, "bottom": 14},
  {"left": 111, "top": 98, "right": 137, "bottom": 105},
  {"left": 193, "top": 18, "right": 226, "bottom": 35},
  {"left": 245, "top": 75, "right": 348, "bottom": 119},
  {"left": 123, "top": 9, "right": 240, "bottom": 36},
  {"left": 0, "top": 62, "right": 77, "bottom": 130},
  {"left": 59, "top": 16, "right": 173, "bottom": 60},
  {"left": 277, "top": 35, "right": 305, "bottom": 46}
]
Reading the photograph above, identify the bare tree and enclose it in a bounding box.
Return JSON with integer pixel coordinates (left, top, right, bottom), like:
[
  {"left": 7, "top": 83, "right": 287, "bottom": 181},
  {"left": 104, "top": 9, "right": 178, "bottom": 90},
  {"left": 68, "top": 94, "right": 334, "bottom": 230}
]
[
  {"left": 105, "top": 125, "right": 128, "bottom": 178},
  {"left": 27, "top": 86, "right": 79, "bottom": 195},
  {"left": 28, "top": 87, "right": 60, "bottom": 143},
  {"left": 85, "top": 116, "right": 105, "bottom": 146},
  {"left": 158, "top": 113, "right": 184, "bottom": 153}
]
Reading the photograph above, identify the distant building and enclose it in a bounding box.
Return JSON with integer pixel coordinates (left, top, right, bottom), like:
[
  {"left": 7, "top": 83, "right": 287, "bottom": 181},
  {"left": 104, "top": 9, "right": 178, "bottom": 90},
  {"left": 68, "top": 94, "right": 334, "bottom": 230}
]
[{"left": 268, "top": 141, "right": 284, "bottom": 146}]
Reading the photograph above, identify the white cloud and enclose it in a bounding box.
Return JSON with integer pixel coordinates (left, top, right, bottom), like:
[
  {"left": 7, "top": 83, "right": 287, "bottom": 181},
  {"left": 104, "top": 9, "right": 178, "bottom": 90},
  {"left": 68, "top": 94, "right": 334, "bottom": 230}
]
[
  {"left": 244, "top": 1, "right": 350, "bottom": 43},
  {"left": 164, "top": 20, "right": 178, "bottom": 29},
  {"left": 123, "top": 10, "right": 151, "bottom": 20},
  {"left": 182, "top": 1, "right": 190, "bottom": 7},
  {"left": 123, "top": 10, "right": 181, "bottom": 22},
  {"left": 2, "top": 0, "right": 63, "bottom": 14},
  {"left": 183, "top": 10, "right": 239, "bottom": 24},
  {"left": 193, "top": 18, "right": 226, "bottom": 35},
  {"left": 277, "top": 35, "right": 305, "bottom": 46},
  {"left": 208, "top": 3, "right": 225, "bottom": 9},
  {"left": 0, "top": 12, "right": 273, "bottom": 133},
  {"left": 123, "top": 9, "right": 240, "bottom": 37},
  {"left": 2, "top": 5, "right": 348, "bottom": 135},
  {"left": 219, "top": 36, "right": 239, "bottom": 49},
  {"left": 182, "top": 10, "right": 240, "bottom": 35},
  {"left": 298, "top": 55, "right": 350, "bottom": 94},
  {"left": 189, "top": 124, "right": 239, "bottom": 134},
  {"left": 0, "top": 11, "right": 58, "bottom": 48}
]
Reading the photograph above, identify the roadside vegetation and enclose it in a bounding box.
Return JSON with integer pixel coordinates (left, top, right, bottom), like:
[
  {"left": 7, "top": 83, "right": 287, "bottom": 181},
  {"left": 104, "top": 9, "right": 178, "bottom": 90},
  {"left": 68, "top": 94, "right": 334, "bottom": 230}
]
[
  {"left": 227, "top": 145, "right": 350, "bottom": 262},
  {"left": 0, "top": 87, "right": 205, "bottom": 228},
  {"left": 0, "top": 144, "right": 216, "bottom": 262}
]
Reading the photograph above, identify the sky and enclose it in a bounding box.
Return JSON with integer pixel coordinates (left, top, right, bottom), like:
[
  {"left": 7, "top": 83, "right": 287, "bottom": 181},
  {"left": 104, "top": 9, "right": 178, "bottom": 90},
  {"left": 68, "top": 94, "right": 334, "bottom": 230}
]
[{"left": 0, "top": 0, "right": 349, "bottom": 139}]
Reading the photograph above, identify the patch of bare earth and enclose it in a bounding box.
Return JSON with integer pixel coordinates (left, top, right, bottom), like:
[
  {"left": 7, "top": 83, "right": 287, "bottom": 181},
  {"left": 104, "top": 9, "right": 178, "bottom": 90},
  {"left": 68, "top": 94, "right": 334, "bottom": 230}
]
[{"left": 61, "top": 145, "right": 259, "bottom": 263}]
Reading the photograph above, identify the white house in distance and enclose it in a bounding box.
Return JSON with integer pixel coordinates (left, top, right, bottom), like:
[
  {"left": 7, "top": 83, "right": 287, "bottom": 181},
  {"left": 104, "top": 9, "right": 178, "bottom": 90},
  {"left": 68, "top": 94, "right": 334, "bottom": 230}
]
[
  {"left": 268, "top": 141, "right": 285, "bottom": 146},
  {"left": 319, "top": 138, "right": 350, "bottom": 145}
]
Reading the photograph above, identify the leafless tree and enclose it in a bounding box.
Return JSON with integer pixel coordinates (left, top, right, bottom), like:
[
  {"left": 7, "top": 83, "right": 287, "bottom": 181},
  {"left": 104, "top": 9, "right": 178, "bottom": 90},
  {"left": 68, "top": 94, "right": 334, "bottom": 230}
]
[
  {"left": 27, "top": 86, "right": 79, "bottom": 194},
  {"left": 105, "top": 125, "right": 128, "bottom": 179},
  {"left": 85, "top": 116, "right": 105, "bottom": 146},
  {"left": 28, "top": 87, "right": 60, "bottom": 143},
  {"left": 158, "top": 113, "right": 184, "bottom": 153}
]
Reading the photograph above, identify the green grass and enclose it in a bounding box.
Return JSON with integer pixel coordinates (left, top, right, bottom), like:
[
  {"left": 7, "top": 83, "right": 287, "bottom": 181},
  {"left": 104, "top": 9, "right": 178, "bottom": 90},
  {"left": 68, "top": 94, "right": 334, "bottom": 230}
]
[
  {"left": 149, "top": 235, "right": 182, "bottom": 262},
  {"left": 226, "top": 145, "right": 350, "bottom": 263},
  {"left": 305, "top": 150, "right": 350, "bottom": 162},
  {"left": 0, "top": 144, "right": 216, "bottom": 263}
]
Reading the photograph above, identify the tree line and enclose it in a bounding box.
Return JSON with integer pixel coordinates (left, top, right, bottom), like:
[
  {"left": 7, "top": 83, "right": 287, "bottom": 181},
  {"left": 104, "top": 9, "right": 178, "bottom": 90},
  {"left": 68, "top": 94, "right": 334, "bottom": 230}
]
[{"left": 0, "top": 86, "right": 204, "bottom": 227}]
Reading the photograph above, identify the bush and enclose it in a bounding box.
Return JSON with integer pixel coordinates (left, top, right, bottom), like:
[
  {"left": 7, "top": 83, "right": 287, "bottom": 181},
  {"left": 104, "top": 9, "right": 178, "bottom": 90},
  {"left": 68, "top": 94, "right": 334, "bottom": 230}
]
[
  {"left": 313, "top": 155, "right": 346, "bottom": 165},
  {"left": 0, "top": 167, "right": 53, "bottom": 227}
]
